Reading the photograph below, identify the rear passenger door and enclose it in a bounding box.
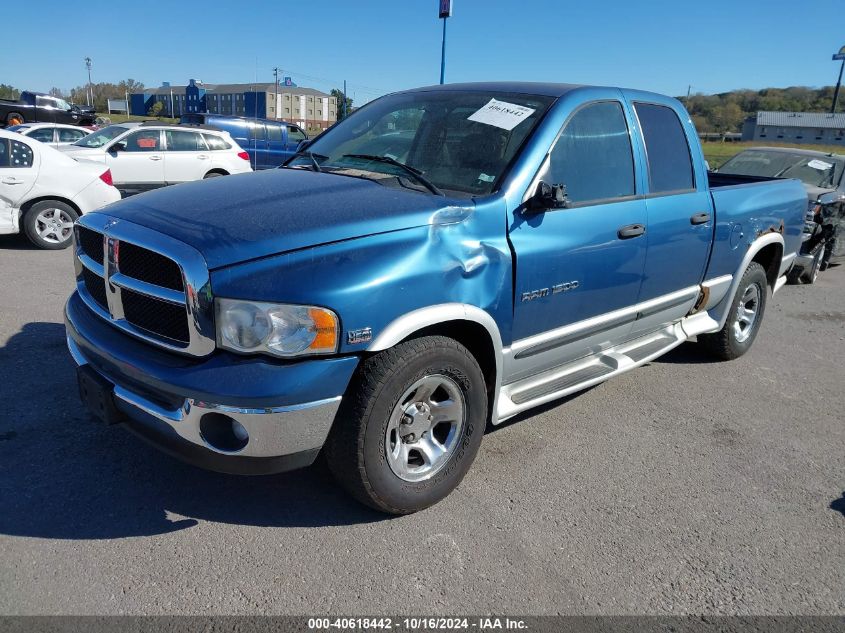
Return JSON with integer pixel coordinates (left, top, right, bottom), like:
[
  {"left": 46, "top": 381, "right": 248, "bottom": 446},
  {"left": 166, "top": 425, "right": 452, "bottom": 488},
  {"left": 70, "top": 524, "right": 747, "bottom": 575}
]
[
  {"left": 163, "top": 129, "right": 210, "bottom": 183},
  {"left": 628, "top": 101, "right": 714, "bottom": 332},
  {"left": 508, "top": 100, "right": 648, "bottom": 374}
]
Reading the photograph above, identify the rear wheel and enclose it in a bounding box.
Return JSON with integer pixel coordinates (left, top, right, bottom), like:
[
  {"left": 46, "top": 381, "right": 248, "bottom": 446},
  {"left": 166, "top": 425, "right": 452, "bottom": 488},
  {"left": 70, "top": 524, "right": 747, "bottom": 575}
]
[
  {"left": 6, "top": 112, "right": 24, "bottom": 126},
  {"left": 22, "top": 201, "right": 78, "bottom": 249},
  {"left": 203, "top": 170, "right": 227, "bottom": 179},
  {"left": 325, "top": 336, "right": 487, "bottom": 514},
  {"left": 698, "top": 262, "right": 768, "bottom": 360},
  {"left": 803, "top": 248, "right": 824, "bottom": 284}
]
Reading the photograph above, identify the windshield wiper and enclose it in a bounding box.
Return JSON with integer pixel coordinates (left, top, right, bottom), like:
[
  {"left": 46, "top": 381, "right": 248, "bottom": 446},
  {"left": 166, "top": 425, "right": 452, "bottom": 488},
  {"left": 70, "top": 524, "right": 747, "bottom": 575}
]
[
  {"left": 341, "top": 154, "right": 445, "bottom": 196},
  {"left": 284, "top": 150, "right": 327, "bottom": 172}
]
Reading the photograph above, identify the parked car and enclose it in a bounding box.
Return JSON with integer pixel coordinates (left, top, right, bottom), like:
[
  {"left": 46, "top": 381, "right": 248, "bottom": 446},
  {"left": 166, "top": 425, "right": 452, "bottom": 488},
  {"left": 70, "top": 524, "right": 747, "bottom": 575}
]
[
  {"left": 60, "top": 123, "right": 252, "bottom": 196},
  {"left": 0, "top": 129, "right": 120, "bottom": 249},
  {"left": 180, "top": 113, "right": 307, "bottom": 170},
  {"left": 7, "top": 123, "right": 91, "bottom": 147},
  {"left": 716, "top": 147, "right": 845, "bottom": 281},
  {"left": 65, "top": 82, "right": 805, "bottom": 514},
  {"left": 0, "top": 91, "right": 96, "bottom": 127}
]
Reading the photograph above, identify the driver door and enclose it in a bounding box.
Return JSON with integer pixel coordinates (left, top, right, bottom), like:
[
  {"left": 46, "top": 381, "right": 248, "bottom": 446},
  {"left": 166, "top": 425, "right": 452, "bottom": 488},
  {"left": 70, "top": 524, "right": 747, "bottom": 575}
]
[{"left": 106, "top": 129, "right": 165, "bottom": 196}]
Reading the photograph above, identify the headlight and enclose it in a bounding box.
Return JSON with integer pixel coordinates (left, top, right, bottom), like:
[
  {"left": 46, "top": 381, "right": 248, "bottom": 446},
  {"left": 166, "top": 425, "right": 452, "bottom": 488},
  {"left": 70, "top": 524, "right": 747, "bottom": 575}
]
[{"left": 216, "top": 299, "right": 339, "bottom": 357}]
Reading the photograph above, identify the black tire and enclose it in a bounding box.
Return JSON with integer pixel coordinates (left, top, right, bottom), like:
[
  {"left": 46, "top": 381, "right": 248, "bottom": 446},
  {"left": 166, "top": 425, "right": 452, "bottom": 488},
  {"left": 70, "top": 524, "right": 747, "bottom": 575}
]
[
  {"left": 22, "top": 200, "right": 78, "bottom": 250},
  {"left": 6, "top": 112, "right": 24, "bottom": 126},
  {"left": 203, "top": 171, "right": 226, "bottom": 179},
  {"left": 786, "top": 267, "right": 803, "bottom": 285},
  {"left": 802, "top": 248, "right": 824, "bottom": 285},
  {"left": 325, "top": 336, "right": 487, "bottom": 515},
  {"left": 698, "top": 261, "right": 768, "bottom": 360}
]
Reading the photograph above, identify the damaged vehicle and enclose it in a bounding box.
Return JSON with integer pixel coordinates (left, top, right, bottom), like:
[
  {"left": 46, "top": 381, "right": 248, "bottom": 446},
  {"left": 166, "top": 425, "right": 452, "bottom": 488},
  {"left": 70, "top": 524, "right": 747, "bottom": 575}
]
[
  {"left": 717, "top": 147, "right": 845, "bottom": 283},
  {"left": 65, "top": 83, "right": 806, "bottom": 514}
]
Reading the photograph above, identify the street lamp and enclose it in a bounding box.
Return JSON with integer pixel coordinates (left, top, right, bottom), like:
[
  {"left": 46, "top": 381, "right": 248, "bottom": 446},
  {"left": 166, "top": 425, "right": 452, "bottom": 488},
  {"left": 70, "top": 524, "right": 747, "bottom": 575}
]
[
  {"left": 832, "top": 45, "right": 845, "bottom": 114},
  {"left": 84, "top": 57, "right": 93, "bottom": 107},
  {"left": 439, "top": 0, "right": 452, "bottom": 84}
]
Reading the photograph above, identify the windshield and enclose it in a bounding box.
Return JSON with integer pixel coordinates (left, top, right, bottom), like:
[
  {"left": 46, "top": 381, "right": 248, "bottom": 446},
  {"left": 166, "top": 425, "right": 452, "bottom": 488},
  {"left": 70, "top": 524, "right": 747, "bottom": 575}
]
[
  {"left": 73, "top": 125, "right": 130, "bottom": 148},
  {"left": 286, "top": 90, "right": 555, "bottom": 196},
  {"left": 719, "top": 149, "right": 844, "bottom": 189}
]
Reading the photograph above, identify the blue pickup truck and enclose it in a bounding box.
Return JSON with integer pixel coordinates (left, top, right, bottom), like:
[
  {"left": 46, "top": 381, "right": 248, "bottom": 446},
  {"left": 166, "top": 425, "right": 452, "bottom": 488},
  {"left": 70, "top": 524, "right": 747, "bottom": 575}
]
[{"left": 66, "top": 83, "right": 806, "bottom": 514}]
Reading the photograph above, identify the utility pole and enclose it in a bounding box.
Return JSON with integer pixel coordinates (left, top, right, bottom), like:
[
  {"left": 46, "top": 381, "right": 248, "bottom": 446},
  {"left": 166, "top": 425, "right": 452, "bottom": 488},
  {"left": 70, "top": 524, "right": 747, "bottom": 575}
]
[
  {"left": 84, "top": 57, "right": 93, "bottom": 107},
  {"left": 273, "top": 66, "right": 280, "bottom": 120},
  {"left": 832, "top": 46, "right": 845, "bottom": 114},
  {"left": 342, "top": 79, "right": 347, "bottom": 120},
  {"left": 439, "top": 1, "right": 452, "bottom": 84}
]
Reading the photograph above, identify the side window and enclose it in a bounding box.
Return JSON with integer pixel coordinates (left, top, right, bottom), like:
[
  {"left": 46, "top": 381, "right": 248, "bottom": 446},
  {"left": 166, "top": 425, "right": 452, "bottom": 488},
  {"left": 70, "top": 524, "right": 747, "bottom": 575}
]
[
  {"left": 249, "top": 123, "right": 266, "bottom": 140},
  {"left": 29, "top": 128, "right": 55, "bottom": 143},
  {"left": 634, "top": 103, "right": 695, "bottom": 193},
  {"left": 202, "top": 134, "right": 232, "bottom": 150},
  {"left": 267, "top": 124, "right": 283, "bottom": 141},
  {"left": 287, "top": 126, "right": 306, "bottom": 144},
  {"left": 549, "top": 101, "right": 636, "bottom": 204},
  {"left": 2, "top": 139, "right": 35, "bottom": 168},
  {"left": 122, "top": 130, "right": 161, "bottom": 152},
  {"left": 58, "top": 128, "right": 86, "bottom": 143},
  {"left": 166, "top": 130, "right": 206, "bottom": 151}
]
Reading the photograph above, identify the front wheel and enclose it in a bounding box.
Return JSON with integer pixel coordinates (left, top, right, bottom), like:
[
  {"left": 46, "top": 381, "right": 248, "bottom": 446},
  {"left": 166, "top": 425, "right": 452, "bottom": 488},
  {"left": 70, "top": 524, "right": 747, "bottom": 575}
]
[
  {"left": 22, "top": 201, "right": 78, "bottom": 249},
  {"left": 698, "top": 261, "right": 768, "bottom": 360},
  {"left": 325, "top": 336, "right": 488, "bottom": 514}
]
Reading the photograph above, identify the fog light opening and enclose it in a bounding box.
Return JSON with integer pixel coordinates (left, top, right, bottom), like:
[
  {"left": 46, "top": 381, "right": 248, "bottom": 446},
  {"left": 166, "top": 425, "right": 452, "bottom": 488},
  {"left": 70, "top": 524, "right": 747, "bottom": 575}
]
[{"left": 199, "top": 413, "right": 249, "bottom": 453}]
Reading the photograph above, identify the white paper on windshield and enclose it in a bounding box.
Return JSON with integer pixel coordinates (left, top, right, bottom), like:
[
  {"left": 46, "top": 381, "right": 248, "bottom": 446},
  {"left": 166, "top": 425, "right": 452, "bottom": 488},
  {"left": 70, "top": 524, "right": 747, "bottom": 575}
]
[
  {"left": 467, "top": 99, "right": 536, "bottom": 131},
  {"left": 807, "top": 159, "right": 833, "bottom": 171}
]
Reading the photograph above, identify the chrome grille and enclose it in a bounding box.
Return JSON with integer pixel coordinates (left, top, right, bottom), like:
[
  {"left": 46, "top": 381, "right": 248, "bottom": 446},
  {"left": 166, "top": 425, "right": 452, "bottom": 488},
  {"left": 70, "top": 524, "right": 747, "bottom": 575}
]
[{"left": 72, "top": 216, "right": 215, "bottom": 356}]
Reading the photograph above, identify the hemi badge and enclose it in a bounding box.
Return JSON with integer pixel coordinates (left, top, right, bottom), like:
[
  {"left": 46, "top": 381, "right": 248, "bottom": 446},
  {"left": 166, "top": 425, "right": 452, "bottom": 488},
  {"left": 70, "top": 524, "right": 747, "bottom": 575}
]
[{"left": 347, "top": 327, "right": 372, "bottom": 345}]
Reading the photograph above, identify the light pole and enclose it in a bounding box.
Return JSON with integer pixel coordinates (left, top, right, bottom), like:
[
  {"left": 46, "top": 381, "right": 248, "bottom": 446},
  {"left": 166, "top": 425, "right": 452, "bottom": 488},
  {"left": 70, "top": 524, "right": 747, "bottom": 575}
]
[
  {"left": 439, "top": 1, "right": 452, "bottom": 84},
  {"left": 84, "top": 57, "right": 92, "bottom": 107},
  {"left": 832, "top": 46, "right": 845, "bottom": 114},
  {"left": 273, "top": 67, "right": 280, "bottom": 120}
]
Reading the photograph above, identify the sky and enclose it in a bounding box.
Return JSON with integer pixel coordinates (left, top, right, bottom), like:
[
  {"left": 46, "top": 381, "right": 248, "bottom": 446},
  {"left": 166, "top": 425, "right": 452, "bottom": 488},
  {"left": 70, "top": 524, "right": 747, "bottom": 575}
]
[{"left": 3, "top": 0, "right": 845, "bottom": 105}]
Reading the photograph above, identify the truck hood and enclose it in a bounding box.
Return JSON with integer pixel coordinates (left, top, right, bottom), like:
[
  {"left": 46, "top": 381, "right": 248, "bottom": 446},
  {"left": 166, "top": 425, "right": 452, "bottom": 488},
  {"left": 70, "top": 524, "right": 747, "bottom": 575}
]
[
  {"left": 100, "top": 169, "right": 473, "bottom": 269},
  {"left": 802, "top": 183, "right": 835, "bottom": 202}
]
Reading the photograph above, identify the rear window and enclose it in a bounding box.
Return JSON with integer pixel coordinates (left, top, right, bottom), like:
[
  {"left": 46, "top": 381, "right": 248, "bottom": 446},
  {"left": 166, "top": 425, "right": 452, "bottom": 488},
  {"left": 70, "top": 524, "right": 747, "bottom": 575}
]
[
  {"left": 203, "top": 133, "right": 232, "bottom": 150},
  {"left": 635, "top": 103, "right": 695, "bottom": 194},
  {"left": 0, "top": 139, "right": 34, "bottom": 167}
]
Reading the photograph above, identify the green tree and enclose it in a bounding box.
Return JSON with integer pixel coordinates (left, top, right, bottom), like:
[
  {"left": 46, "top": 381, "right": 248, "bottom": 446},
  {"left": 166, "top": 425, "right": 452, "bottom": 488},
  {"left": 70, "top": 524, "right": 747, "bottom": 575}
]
[
  {"left": 0, "top": 84, "right": 20, "bottom": 100},
  {"left": 148, "top": 101, "right": 165, "bottom": 117},
  {"left": 331, "top": 88, "right": 353, "bottom": 121}
]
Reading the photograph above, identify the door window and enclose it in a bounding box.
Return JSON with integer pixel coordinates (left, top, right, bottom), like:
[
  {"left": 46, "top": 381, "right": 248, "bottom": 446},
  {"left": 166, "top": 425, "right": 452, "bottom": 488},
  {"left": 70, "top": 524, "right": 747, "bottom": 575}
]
[
  {"left": 548, "top": 101, "right": 636, "bottom": 204},
  {"left": 287, "top": 126, "right": 306, "bottom": 144},
  {"left": 122, "top": 130, "right": 161, "bottom": 152},
  {"left": 0, "top": 139, "right": 34, "bottom": 167},
  {"left": 58, "top": 128, "right": 86, "bottom": 143},
  {"left": 29, "top": 128, "right": 55, "bottom": 143},
  {"left": 634, "top": 103, "right": 695, "bottom": 193},
  {"left": 165, "top": 130, "right": 207, "bottom": 151}
]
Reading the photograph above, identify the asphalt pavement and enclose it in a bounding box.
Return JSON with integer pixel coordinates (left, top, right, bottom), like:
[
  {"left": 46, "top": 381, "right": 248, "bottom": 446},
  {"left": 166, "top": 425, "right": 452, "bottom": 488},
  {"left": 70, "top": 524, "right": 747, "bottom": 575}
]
[{"left": 0, "top": 231, "right": 842, "bottom": 615}]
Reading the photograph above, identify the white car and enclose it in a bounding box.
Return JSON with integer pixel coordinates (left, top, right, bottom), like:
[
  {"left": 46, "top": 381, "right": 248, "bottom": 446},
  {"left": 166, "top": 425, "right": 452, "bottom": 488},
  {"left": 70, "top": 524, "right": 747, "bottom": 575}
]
[
  {"left": 0, "top": 129, "right": 120, "bottom": 249},
  {"left": 6, "top": 122, "right": 91, "bottom": 147},
  {"left": 61, "top": 123, "right": 253, "bottom": 196}
]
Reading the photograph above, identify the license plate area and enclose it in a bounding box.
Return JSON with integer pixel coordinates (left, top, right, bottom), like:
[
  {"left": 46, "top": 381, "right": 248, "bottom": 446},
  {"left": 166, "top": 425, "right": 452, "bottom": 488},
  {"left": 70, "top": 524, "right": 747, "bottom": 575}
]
[{"left": 76, "top": 365, "right": 126, "bottom": 425}]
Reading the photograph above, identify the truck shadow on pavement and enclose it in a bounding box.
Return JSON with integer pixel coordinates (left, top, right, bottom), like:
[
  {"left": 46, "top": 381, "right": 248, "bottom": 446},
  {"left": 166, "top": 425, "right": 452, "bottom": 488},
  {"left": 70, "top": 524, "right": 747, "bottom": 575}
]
[{"left": 0, "top": 322, "right": 388, "bottom": 540}]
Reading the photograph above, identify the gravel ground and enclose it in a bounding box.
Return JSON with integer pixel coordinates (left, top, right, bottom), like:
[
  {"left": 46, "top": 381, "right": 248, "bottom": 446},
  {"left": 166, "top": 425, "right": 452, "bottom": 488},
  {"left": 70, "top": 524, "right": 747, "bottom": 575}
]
[{"left": 0, "top": 232, "right": 842, "bottom": 615}]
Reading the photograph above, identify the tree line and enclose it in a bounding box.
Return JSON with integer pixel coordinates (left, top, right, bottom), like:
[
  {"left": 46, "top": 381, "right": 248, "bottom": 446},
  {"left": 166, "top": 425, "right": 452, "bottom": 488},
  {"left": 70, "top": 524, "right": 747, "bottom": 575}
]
[
  {"left": 680, "top": 85, "right": 839, "bottom": 133},
  {"left": 0, "top": 80, "right": 145, "bottom": 112}
]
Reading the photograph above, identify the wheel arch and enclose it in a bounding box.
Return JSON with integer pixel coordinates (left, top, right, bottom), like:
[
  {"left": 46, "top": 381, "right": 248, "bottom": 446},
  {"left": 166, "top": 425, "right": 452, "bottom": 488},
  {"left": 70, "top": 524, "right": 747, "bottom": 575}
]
[
  {"left": 368, "top": 304, "right": 504, "bottom": 424},
  {"left": 204, "top": 169, "right": 229, "bottom": 177},
  {"left": 20, "top": 195, "right": 82, "bottom": 218}
]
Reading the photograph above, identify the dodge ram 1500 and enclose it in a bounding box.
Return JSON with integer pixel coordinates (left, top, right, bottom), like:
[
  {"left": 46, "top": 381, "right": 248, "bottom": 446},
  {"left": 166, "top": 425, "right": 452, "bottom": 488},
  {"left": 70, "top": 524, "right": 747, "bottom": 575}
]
[{"left": 65, "top": 83, "right": 806, "bottom": 514}]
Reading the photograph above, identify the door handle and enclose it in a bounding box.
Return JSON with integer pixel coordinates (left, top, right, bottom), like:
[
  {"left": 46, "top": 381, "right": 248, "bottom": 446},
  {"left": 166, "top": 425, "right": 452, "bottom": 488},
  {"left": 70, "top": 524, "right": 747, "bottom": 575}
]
[
  {"left": 197, "top": 155, "right": 210, "bottom": 160},
  {"left": 690, "top": 212, "right": 711, "bottom": 225},
  {"left": 617, "top": 223, "right": 646, "bottom": 239},
  {"left": 2, "top": 177, "right": 23, "bottom": 185},
  {"left": 149, "top": 155, "right": 162, "bottom": 161}
]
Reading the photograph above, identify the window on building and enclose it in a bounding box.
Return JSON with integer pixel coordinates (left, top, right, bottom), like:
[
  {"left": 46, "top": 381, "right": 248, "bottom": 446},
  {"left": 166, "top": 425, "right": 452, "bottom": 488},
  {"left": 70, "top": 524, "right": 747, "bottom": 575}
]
[
  {"left": 634, "top": 102, "right": 694, "bottom": 194},
  {"left": 548, "top": 101, "right": 636, "bottom": 204},
  {"left": 308, "top": 109, "right": 313, "bottom": 116}
]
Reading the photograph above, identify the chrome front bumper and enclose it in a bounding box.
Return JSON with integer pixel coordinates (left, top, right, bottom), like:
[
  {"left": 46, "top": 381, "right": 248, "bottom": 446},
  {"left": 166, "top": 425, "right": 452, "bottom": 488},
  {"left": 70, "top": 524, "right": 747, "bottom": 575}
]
[{"left": 67, "top": 335, "right": 342, "bottom": 474}]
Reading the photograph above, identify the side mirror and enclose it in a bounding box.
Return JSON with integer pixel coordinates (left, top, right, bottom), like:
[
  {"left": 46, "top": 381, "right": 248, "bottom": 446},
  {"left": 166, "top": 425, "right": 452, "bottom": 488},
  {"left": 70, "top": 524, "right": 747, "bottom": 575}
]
[
  {"left": 110, "top": 142, "right": 126, "bottom": 153},
  {"left": 297, "top": 138, "right": 313, "bottom": 152},
  {"left": 527, "top": 180, "right": 569, "bottom": 213},
  {"left": 818, "top": 191, "right": 845, "bottom": 206}
]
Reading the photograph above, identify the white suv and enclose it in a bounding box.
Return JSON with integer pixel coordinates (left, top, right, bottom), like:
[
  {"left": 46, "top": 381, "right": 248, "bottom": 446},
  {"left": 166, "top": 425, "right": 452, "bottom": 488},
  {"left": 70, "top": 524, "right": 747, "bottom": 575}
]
[{"left": 61, "top": 123, "right": 253, "bottom": 196}]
